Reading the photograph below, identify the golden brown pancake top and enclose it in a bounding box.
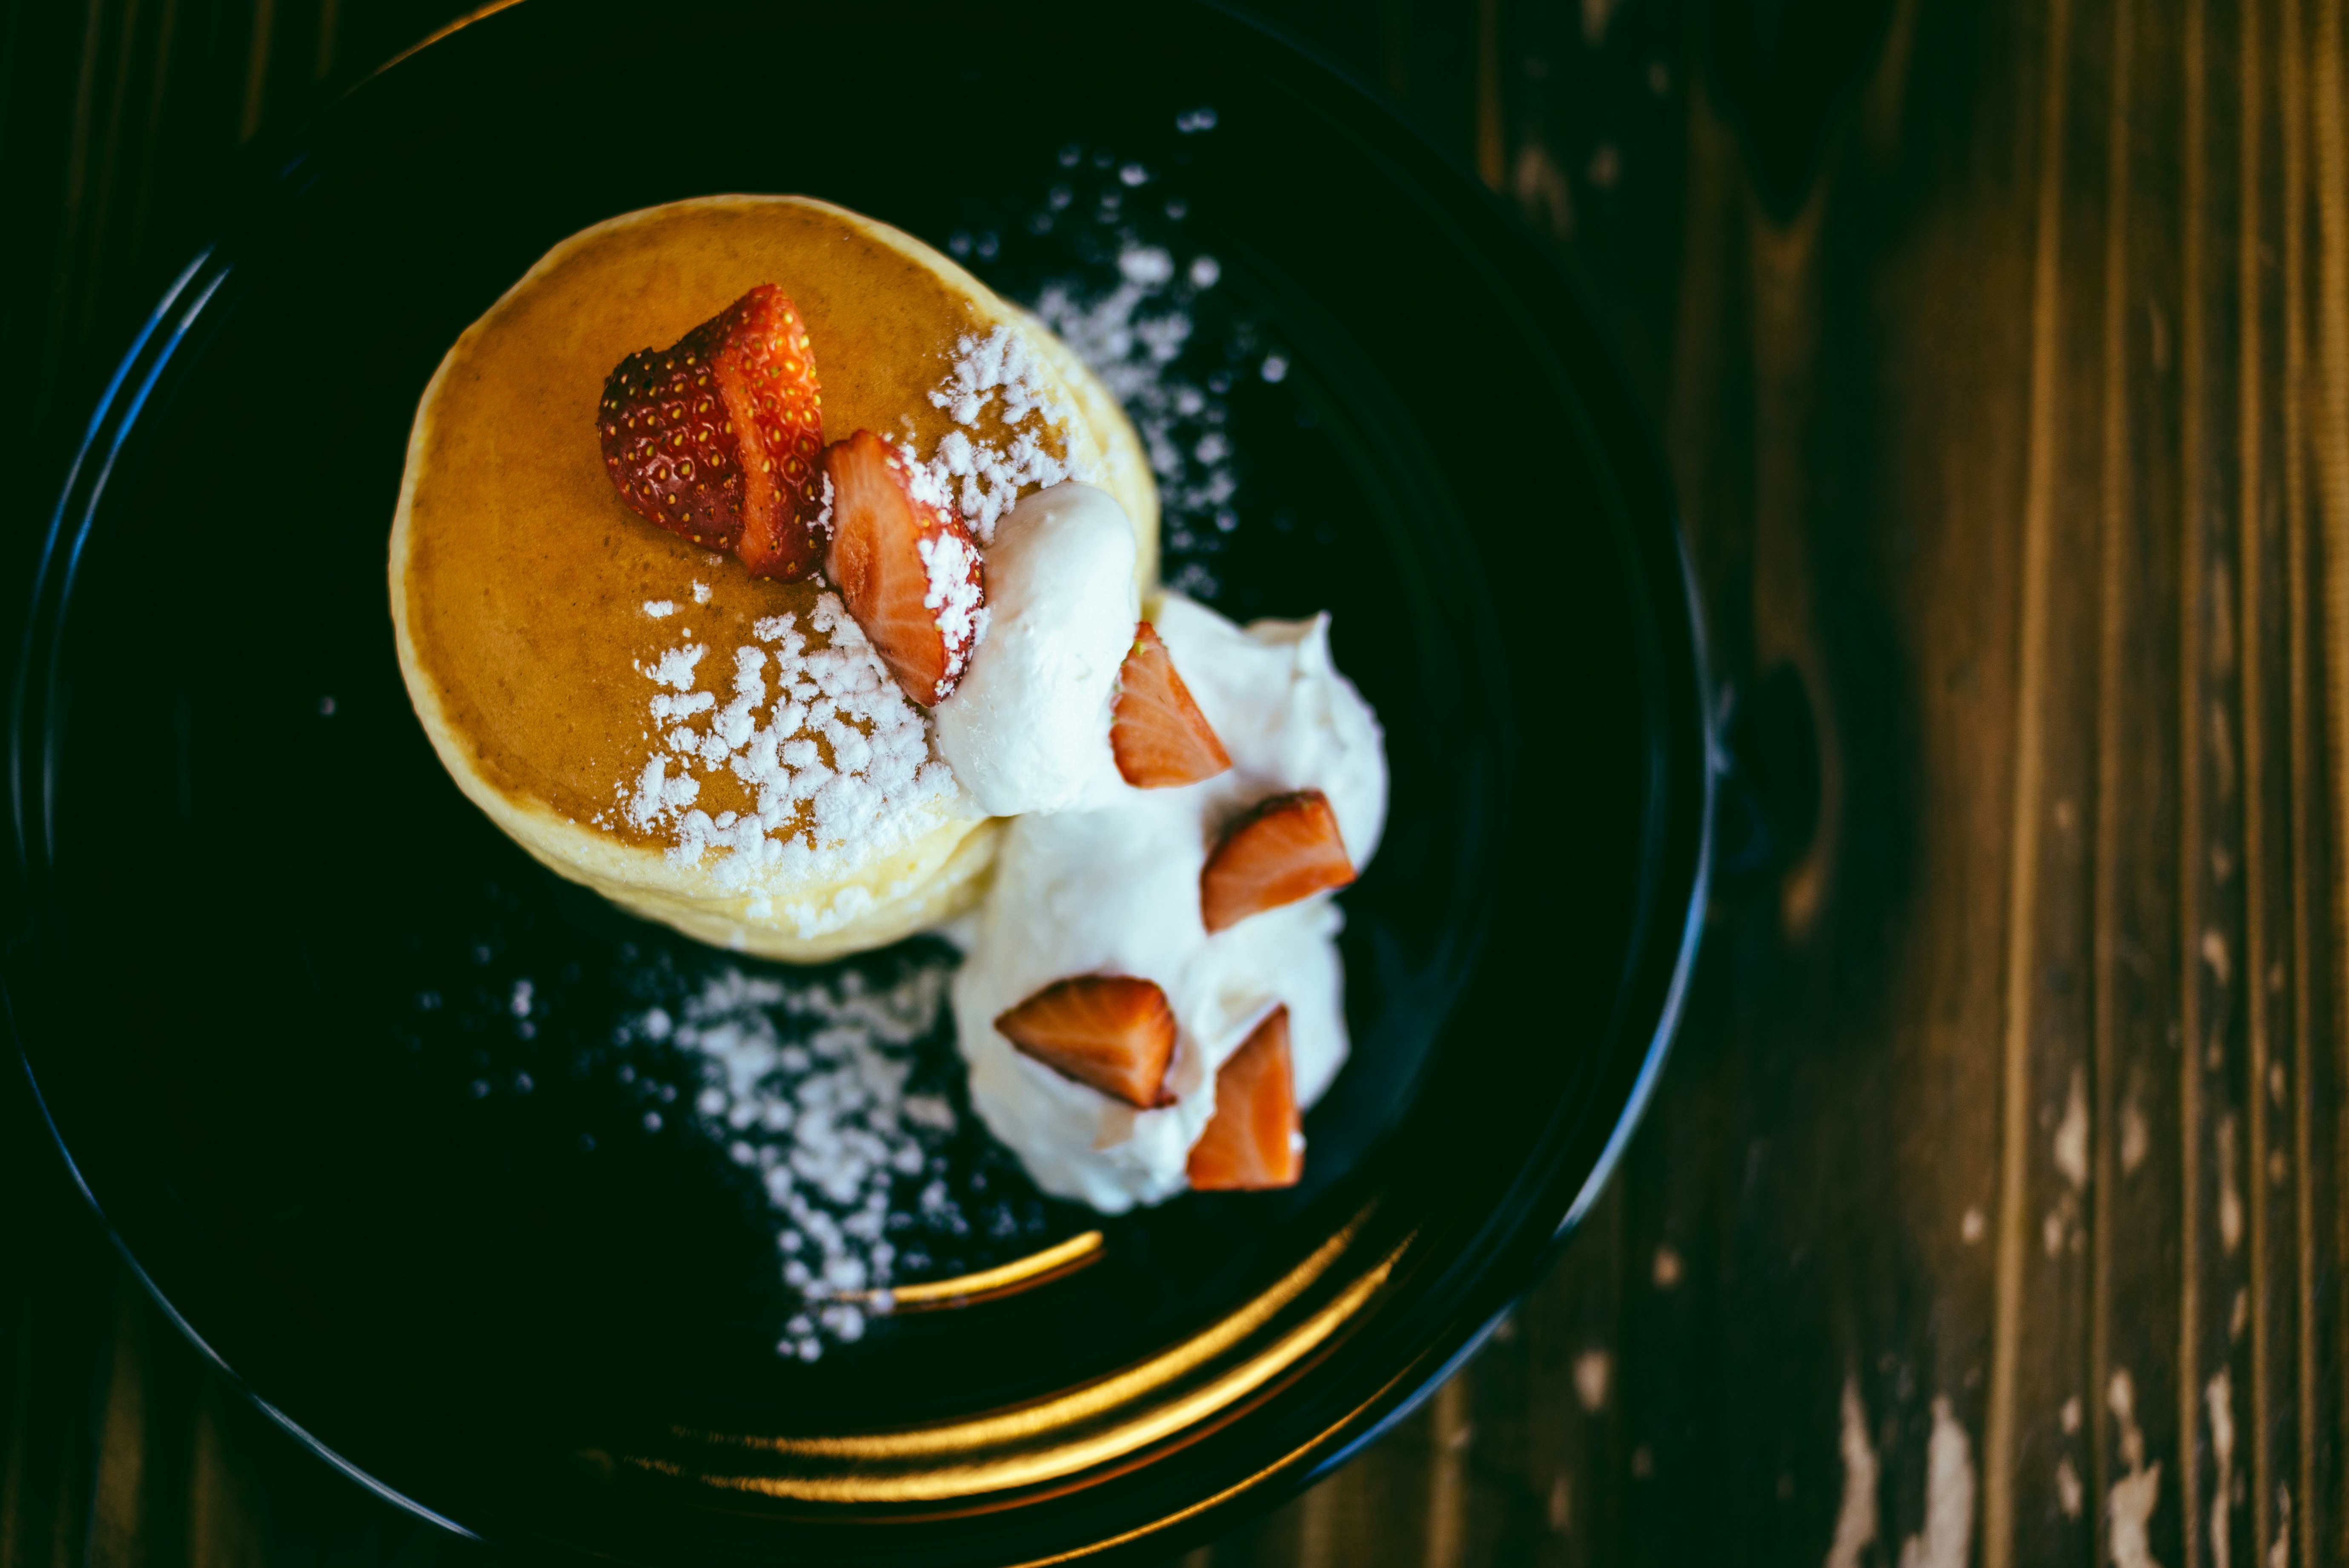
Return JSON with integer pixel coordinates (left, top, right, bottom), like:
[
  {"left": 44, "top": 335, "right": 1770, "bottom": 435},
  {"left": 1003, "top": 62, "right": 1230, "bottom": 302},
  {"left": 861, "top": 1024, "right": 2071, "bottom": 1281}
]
[{"left": 401, "top": 198, "right": 1066, "bottom": 847}]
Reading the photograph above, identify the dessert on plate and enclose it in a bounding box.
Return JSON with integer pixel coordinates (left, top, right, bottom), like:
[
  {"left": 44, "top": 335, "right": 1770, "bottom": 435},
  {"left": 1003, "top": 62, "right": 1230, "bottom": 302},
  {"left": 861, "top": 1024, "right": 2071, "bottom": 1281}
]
[
  {"left": 390, "top": 194, "right": 1387, "bottom": 1212},
  {"left": 391, "top": 195, "right": 1155, "bottom": 961}
]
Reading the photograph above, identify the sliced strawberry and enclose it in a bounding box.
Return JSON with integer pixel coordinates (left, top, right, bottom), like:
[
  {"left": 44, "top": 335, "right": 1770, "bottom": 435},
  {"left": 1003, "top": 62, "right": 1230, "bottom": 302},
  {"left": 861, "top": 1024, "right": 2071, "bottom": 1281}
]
[
  {"left": 994, "top": 975, "right": 1177, "bottom": 1109},
  {"left": 1199, "top": 790, "right": 1356, "bottom": 933},
  {"left": 824, "top": 429, "right": 986, "bottom": 704},
  {"left": 1111, "top": 622, "right": 1232, "bottom": 787},
  {"left": 597, "top": 284, "right": 827, "bottom": 579},
  {"left": 1187, "top": 1007, "right": 1302, "bottom": 1190},
  {"left": 710, "top": 286, "right": 826, "bottom": 578}
]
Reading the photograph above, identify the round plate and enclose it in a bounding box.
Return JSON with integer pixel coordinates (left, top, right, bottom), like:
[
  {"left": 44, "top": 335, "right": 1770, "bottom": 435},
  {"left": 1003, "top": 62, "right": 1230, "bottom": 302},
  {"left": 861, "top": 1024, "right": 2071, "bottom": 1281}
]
[{"left": 4, "top": 2, "right": 1710, "bottom": 1561}]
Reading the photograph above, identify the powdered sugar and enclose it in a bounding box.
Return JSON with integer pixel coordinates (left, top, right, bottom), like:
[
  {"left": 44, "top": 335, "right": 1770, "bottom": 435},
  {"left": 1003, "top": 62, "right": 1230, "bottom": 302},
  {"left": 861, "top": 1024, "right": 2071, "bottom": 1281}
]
[
  {"left": 900, "top": 446, "right": 955, "bottom": 512},
  {"left": 928, "top": 321, "right": 1069, "bottom": 431},
  {"left": 404, "top": 930, "right": 1054, "bottom": 1369},
  {"left": 903, "top": 326, "right": 1093, "bottom": 544},
  {"left": 645, "top": 687, "right": 714, "bottom": 724},
  {"left": 623, "top": 961, "right": 973, "bottom": 1359},
  {"left": 1115, "top": 246, "right": 1174, "bottom": 287},
  {"left": 814, "top": 471, "right": 836, "bottom": 540},
  {"left": 1032, "top": 243, "right": 1239, "bottom": 598},
  {"left": 640, "top": 642, "right": 706, "bottom": 690},
  {"left": 912, "top": 428, "right": 1075, "bottom": 546},
  {"left": 618, "top": 593, "right": 961, "bottom": 896},
  {"left": 917, "top": 529, "right": 988, "bottom": 682},
  {"left": 643, "top": 599, "right": 677, "bottom": 618}
]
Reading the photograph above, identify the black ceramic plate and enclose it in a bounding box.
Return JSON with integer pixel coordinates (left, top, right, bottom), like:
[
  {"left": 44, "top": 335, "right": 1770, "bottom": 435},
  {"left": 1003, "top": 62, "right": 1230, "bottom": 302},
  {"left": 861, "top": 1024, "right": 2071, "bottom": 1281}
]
[{"left": 5, "top": 3, "right": 1709, "bottom": 1562}]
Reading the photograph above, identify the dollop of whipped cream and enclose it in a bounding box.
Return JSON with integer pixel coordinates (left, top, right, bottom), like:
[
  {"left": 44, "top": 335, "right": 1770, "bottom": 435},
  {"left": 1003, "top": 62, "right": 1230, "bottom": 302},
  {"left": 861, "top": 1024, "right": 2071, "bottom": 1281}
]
[
  {"left": 949, "top": 593, "right": 1386, "bottom": 1212},
  {"left": 932, "top": 482, "right": 1136, "bottom": 815}
]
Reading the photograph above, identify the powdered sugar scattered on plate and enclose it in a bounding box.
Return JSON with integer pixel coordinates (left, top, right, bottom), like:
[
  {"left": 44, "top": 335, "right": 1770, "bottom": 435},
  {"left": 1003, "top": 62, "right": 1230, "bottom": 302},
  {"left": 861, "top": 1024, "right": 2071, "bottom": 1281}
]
[
  {"left": 596, "top": 951, "right": 1047, "bottom": 1361},
  {"left": 947, "top": 121, "right": 1287, "bottom": 600},
  {"left": 405, "top": 931, "right": 1060, "bottom": 1366},
  {"left": 1031, "top": 244, "right": 1240, "bottom": 598},
  {"left": 619, "top": 962, "right": 969, "bottom": 1359}
]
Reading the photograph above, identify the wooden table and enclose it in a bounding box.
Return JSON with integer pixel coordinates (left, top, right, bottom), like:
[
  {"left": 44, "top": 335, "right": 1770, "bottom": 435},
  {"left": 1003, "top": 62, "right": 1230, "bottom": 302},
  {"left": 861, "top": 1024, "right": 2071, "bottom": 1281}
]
[{"left": 6, "top": 0, "right": 2346, "bottom": 1563}]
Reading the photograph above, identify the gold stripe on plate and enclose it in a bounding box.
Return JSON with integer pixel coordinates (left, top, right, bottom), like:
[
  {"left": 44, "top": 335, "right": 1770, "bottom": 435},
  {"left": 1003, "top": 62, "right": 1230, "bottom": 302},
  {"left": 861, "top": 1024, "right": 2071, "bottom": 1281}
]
[
  {"left": 854, "top": 1230, "right": 1105, "bottom": 1312},
  {"left": 374, "top": 0, "right": 527, "bottom": 77},
  {"left": 630, "top": 1207, "right": 1407, "bottom": 1503}
]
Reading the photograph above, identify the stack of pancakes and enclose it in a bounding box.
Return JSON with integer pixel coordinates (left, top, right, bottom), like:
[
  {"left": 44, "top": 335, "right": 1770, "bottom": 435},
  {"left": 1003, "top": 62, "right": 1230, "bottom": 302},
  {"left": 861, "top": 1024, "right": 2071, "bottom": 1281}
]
[{"left": 390, "top": 196, "right": 1157, "bottom": 959}]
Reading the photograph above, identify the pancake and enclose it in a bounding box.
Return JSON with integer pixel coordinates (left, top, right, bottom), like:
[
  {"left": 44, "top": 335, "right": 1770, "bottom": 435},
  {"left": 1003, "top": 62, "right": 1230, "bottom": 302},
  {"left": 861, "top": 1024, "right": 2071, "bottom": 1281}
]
[{"left": 390, "top": 196, "right": 1158, "bottom": 960}]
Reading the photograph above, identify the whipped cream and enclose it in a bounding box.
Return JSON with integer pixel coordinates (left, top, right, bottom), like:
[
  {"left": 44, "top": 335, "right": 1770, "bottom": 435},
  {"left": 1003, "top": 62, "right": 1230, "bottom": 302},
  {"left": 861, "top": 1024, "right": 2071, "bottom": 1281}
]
[
  {"left": 948, "top": 594, "right": 1386, "bottom": 1211},
  {"left": 932, "top": 483, "right": 1137, "bottom": 816},
  {"left": 1149, "top": 595, "right": 1387, "bottom": 868}
]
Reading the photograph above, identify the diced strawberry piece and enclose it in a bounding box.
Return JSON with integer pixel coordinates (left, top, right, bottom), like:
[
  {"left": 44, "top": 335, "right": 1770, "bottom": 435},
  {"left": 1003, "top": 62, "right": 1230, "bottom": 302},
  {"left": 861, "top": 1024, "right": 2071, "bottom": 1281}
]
[
  {"left": 1199, "top": 790, "right": 1356, "bottom": 933},
  {"left": 823, "top": 429, "right": 985, "bottom": 704},
  {"left": 597, "top": 284, "right": 827, "bottom": 579},
  {"left": 1111, "top": 621, "right": 1232, "bottom": 788},
  {"left": 1187, "top": 1007, "right": 1301, "bottom": 1190},
  {"left": 994, "top": 975, "right": 1177, "bottom": 1109}
]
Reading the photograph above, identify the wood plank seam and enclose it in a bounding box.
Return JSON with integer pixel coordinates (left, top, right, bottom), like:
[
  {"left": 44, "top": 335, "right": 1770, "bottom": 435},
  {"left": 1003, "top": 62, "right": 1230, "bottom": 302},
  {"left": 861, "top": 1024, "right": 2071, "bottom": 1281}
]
[
  {"left": 1985, "top": 0, "right": 2077, "bottom": 1559},
  {"left": 2093, "top": 0, "right": 2137, "bottom": 1562},
  {"left": 2182, "top": 0, "right": 2210, "bottom": 1557},
  {"left": 2238, "top": 0, "right": 2277, "bottom": 1562},
  {"left": 2277, "top": 0, "right": 2324, "bottom": 1561},
  {"left": 2309, "top": 0, "right": 2349, "bottom": 1551}
]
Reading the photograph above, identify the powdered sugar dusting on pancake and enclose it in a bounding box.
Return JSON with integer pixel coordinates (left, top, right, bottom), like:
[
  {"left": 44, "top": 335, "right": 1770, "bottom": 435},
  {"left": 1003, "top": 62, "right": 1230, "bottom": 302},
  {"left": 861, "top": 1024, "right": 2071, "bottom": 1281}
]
[{"left": 617, "top": 592, "right": 961, "bottom": 891}]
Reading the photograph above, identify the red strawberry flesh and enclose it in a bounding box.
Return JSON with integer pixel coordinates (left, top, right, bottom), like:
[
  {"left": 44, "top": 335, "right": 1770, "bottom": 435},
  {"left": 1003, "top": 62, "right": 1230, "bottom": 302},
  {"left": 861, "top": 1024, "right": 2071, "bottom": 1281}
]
[
  {"left": 598, "top": 284, "right": 827, "bottom": 579},
  {"left": 1111, "top": 621, "right": 1232, "bottom": 787},
  {"left": 1200, "top": 790, "right": 1356, "bottom": 933},
  {"left": 1186, "top": 1007, "right": 1302, "bottom": 1190},
  {"left": 994, "top": 975, "right": 1177, "bottom": 1109},
  {"left": 823, "top": 429, "right": 985, "bottom": 705}
]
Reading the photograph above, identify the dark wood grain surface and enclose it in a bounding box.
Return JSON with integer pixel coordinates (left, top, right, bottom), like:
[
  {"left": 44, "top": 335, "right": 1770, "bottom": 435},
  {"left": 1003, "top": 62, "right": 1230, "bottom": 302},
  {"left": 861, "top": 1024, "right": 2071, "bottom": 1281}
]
[{"left": 6, "top": 0, "right": 2347, "bottom": 1563}]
